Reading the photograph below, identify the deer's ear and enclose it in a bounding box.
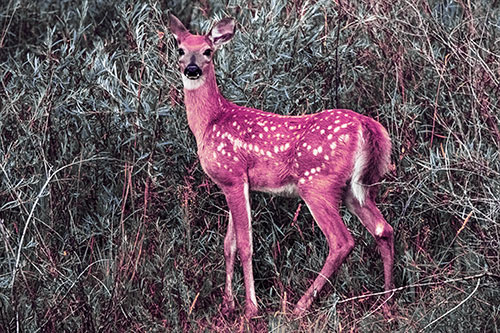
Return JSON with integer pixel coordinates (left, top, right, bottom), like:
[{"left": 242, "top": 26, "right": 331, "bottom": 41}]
[
  {"left": 169, "top": 14, "right": 189, "bottom": 42},
  {"left": 209, "top": 18, "right": 235, "bottom": 47}
]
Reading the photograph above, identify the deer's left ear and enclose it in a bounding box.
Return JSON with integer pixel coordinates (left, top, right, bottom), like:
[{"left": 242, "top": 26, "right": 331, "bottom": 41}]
[{"left": 209, "top": 18, "right": 235, "bottom": 47}]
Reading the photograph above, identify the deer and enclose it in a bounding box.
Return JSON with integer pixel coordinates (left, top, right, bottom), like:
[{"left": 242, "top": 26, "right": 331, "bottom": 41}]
[{"left": 168, "top": 14, "right": 394, "bottom": 318}]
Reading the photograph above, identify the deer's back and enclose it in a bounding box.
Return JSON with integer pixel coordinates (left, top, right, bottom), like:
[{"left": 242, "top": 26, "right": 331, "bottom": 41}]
[{"left": 198, "top": 106, "right": 368, "bottom": 195}]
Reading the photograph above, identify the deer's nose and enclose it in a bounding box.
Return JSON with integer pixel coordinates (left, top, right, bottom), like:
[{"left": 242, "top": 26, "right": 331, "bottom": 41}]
[{"left": 184, "top": 65, "right": 202, "bottom": 79}]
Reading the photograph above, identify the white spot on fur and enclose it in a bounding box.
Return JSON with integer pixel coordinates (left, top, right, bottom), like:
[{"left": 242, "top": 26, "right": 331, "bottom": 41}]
[
  {"left": 375, "top": 223, "right": 384, "bottom": 237},
  {"left": 339, "top": 134, "right": 349, "bottom": 143}
]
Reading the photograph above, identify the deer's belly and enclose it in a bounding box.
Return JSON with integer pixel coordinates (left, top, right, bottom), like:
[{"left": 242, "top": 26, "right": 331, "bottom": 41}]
[
  {"left": 247, "top": 160, "right": 299, "bottom": 197},
  {"left": 252, "top": 183, "right": 299, "bottom": 197}
]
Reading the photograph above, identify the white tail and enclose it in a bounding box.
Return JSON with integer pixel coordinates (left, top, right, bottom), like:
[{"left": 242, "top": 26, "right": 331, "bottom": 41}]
[{"left": 169, "top": 14, "right": 394, "bottom": 318}]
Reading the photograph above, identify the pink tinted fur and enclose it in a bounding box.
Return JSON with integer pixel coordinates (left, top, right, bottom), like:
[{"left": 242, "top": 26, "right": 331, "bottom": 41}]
[
  {"left": 172, "top": 16, "right": 395, "bottom": 317},
  {"left": 184, "top": 65, "right": 391, "bottom": 201}
]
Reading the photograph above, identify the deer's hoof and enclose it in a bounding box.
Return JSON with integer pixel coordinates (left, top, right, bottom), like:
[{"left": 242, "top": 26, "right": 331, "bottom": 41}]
[
  {"left": 292, "top": 305, "right": 306, "bottom": 317},
  {"left": 382, "top": 303, "right": 394, "bottom": 320},
  {"left": 244, "top": 303, "right": 258, "bottom": 319},
  {"left": 221, "top": 299, "right": 235, "bottom": 317},
  {"left": 293, "top": 297, "right": 312, "bottom": 317}
]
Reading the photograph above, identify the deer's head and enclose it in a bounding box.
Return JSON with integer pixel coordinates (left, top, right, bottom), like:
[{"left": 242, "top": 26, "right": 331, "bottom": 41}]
[{"left": 169, "top": 14, "right": 235, "bottom": 90}]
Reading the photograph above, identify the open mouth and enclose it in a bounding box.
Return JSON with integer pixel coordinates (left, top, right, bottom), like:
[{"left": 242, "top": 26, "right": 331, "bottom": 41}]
[{"left": 185, "top": 73, "right": 201, "bottom": 80}]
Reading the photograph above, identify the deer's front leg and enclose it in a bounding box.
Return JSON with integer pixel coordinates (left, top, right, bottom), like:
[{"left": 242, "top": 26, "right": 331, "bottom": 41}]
[
  {"left": 223, "top": 183, "right": 258, "bottom": 318},
  {"left": 222, "top": 212, "right": 236, "bottom": 314}
]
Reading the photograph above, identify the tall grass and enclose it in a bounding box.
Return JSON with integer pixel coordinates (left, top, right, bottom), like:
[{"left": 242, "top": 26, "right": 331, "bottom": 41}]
[{"left": 1, "top": 0, "right": 499, "bottom": 331}]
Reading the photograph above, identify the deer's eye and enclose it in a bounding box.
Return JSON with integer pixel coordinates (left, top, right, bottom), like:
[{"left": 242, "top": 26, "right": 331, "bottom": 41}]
[
  {"left": 203, "top": 49, "right": 212, "bottom": 57},
  {"left": 177, "top": 48, "right": 185, "bottom": 56}
]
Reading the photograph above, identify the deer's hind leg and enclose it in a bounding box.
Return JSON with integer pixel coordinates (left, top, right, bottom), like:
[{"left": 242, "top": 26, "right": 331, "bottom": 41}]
[
  {"left": 294, "top": 185, "right": 355, "bottom": 315},
  {"left": 345, "top": 190, "right": 394, "bottom": 313}
]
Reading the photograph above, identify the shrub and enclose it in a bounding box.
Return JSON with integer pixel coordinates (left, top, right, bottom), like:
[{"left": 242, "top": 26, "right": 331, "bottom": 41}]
[{"left": 1, "top": 0, "right": 498, "bottom": 331}]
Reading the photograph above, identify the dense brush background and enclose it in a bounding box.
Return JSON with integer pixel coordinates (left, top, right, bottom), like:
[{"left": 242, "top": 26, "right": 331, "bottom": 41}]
[{"left": 1, "top": 0, "right": 499, "bottom": 331}]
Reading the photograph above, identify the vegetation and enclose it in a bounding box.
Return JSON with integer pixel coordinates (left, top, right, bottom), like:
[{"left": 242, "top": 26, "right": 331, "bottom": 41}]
[{"left": 1, "top": 0, "right": 499, "bottom": 331}]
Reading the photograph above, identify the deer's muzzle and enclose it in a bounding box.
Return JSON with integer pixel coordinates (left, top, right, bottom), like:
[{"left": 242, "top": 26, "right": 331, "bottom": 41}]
[{"left": 184, "top": 65, "right": 202, "bottom": 79}]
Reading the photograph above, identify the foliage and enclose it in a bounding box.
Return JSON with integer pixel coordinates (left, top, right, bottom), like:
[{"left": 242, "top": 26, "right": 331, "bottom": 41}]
[{"left": 1, "top": 0, "right": 499, "bottom": 331}]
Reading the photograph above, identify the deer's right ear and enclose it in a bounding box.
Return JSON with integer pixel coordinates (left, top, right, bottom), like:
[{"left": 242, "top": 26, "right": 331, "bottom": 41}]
[
  {"left": 169, "top": 14, "right": 189, "bottom": 42},
  {"left": 209, "top": 18, "right": 235, "bottom": 47}
]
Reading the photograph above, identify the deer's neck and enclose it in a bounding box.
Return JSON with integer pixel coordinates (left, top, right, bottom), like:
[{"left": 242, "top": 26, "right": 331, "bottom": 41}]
[{"left": 183, "top": 66, "right": 225, "bottom": 143}]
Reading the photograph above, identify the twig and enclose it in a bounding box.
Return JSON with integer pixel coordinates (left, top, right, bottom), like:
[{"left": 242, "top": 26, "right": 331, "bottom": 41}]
[
  {"left": 430, "top": 54, "right": 450, "bottom": 148},
  {"left": 334, "top": 0, "right": 343, "bottom": 108},
  {"left": 0, "top": 0, "right": 17, "bottom": 48},
  {"left": 420, "top": 277, "right": 481, "bottom": 332},
  {"left": 338, "top": 270, "right": 489, "bottom": 304},
  {"left": 9, "top": 156, "right": 108, "bottom": 289}
]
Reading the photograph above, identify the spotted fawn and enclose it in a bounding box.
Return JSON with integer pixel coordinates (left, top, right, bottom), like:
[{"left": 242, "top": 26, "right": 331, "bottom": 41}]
[{"left": 169, "top": 14, "right": 394, "bottom": 318}]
